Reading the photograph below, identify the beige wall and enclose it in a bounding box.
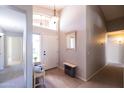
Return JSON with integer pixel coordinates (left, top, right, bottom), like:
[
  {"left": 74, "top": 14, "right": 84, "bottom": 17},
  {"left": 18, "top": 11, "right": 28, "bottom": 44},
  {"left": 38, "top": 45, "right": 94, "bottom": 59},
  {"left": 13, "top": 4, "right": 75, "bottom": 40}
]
[
  {"left": 59, "top": 6, "right": 87, "bottom": 80},
  {"left": 86, "top": 6, "right": 106, "bottom": 79}
]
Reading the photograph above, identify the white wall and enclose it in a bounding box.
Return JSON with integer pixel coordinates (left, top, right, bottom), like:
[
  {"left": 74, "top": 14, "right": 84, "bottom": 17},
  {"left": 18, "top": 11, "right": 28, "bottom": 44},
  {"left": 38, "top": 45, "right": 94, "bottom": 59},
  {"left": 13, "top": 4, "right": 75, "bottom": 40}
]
[
  {"left": 59, "top": 5, "right": 107, "bottom": 81},
  {"left": 14, "top": 5, "right": 32, "bottom": 88},
  {"left": 6, "top": 36, "right": 23, "bottom": 65},
  {"left": 0, "top": 28, "right": 4, "bottom": 70},
  {"left": 86, "top": 6, "right": 106, "bottom": 79},
  {"left": 33, "top": 26, "right": 58, "bottom": 36},
  {"left": 33, "top": 5, "right": 59, "bottom": 17},
  {"left": 59, "top": 6, "right": 87, "bottom": 80},
  {"left": 106, "top": 36, "right": 124, "bottom": 64}
]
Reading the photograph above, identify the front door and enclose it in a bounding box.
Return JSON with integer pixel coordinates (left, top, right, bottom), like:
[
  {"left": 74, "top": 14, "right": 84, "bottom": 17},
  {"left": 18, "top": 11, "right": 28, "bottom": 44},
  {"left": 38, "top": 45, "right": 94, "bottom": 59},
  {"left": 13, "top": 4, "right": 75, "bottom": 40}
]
[{"left": 41, "top": 35, "right": 58, "bottom": 70}]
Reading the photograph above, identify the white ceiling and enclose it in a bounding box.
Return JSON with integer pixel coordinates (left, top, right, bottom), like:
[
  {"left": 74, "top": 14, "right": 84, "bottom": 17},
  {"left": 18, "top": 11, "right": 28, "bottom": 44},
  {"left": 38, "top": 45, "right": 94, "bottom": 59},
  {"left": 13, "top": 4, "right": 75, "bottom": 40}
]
[
  {"left": 0, "top": 7, "right": 26, "bottom": 33},
  {"left": 100, "top": 5, "right": 124, "bottom": 21},
  {"left": 37, "top": 5, "right": 66, "bottom": 11}
]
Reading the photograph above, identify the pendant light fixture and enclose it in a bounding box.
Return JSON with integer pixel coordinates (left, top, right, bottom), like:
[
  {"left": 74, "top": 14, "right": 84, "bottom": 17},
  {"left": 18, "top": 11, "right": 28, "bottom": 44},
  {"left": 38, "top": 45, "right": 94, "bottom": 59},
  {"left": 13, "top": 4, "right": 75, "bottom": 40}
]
[
  {"left": 53, "top": 4, "right": 57, "bottom": 24},
  {"left": 54, "top": 5, "right": 56, "bottom": 17}
]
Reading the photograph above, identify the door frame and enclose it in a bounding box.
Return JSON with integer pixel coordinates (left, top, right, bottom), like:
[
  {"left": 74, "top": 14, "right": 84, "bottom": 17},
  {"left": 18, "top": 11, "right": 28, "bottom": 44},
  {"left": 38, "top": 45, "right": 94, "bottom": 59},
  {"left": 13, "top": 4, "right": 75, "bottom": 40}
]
[
  {"left": 0, "top": 5, "right": 33, "bottom": 88},
  {"left": 0, "top": 33, "right": 4, "bottom": 70}
]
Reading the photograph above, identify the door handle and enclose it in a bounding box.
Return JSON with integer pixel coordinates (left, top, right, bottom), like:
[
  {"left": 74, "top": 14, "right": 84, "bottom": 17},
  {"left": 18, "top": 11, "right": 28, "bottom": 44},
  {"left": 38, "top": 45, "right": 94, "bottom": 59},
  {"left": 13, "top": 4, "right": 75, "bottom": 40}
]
[{"left": 43, "top": 51, "right": 46, "bottom": 55}]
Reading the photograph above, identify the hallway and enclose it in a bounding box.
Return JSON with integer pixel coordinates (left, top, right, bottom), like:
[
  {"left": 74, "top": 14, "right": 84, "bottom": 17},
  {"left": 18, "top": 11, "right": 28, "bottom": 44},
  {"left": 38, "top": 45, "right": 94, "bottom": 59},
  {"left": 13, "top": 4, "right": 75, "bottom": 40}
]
[{"left": 44, "top": 64, "right": 123, "bottom": 88}]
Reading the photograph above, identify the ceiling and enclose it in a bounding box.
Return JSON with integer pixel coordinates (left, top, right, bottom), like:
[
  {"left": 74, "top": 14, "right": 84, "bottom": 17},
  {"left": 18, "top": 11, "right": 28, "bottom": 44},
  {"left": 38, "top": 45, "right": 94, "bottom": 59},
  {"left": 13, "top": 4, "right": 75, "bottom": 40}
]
[
  {"left": 0, "top": 7, "right": 26, "bottom": 33},
  {"left": 100, "top": 5, "right": 124, "bottom": 21},
  {"left": 38, "top": 5, "right": 124, "bottom": 21},
  {"left": 37, "top": 5, "right": 66, "bottom": 11},
  {"left": 2, "top": 5, "right": 124, "bottom": 33}
]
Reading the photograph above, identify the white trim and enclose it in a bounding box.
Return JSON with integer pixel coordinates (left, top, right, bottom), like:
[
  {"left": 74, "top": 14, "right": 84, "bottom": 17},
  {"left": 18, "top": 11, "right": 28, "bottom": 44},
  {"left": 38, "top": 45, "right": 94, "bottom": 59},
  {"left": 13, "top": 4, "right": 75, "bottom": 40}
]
[
  {"left": 76, "top": 75, "right": 87, "bottom": 81},
  {"left": 106, "top": 63, "right": 124, "bottom": 68},
  {"left": 86, "top": 65, "right": 106, "bottom": 81}
]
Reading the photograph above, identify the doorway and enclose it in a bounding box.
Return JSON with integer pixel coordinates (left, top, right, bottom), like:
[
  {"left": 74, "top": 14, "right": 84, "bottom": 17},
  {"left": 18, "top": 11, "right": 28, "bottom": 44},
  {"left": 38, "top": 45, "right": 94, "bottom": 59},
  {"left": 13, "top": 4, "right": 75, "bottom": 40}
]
[
  {"left": 41, "top": 35, "right": 58, "bottom": 70},
  {"left": 6, "top": 35, "right": 23, "bottom": 66},
  {"left": 0, "top": 6, "right": 26, "bottom": 88},
  {"left": 32, "top": 33, "right": 58, "bottom": 70},
  {"left": 32, "top": 34, "right": 41, "bottom": 63},
  {"left": 106, "top": 31, "right": 124, "bottom": 65}
]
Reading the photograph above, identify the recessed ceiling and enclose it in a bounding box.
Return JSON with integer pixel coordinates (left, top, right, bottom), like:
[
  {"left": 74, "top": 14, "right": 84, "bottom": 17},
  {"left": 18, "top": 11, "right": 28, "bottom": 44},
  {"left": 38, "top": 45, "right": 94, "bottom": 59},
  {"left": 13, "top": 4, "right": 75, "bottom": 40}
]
[
  {"left": 0, "top": 7, "right": 26, "bottom": 33},
  {"left": 100, "top": 5, "right": 124, "bottom": 21}
]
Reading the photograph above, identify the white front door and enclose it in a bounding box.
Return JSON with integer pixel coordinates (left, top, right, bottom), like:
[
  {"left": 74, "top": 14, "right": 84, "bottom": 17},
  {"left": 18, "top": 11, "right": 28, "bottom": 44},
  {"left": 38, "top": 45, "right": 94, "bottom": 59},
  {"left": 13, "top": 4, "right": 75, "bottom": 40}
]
[{"left": 41, "top": 35, "right": 58, "bottom": 70}]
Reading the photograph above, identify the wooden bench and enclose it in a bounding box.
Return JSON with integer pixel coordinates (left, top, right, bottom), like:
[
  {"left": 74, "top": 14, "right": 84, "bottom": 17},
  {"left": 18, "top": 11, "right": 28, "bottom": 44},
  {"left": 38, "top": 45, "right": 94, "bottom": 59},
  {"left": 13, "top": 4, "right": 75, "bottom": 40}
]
[{"left": 63, "top": 62, "right": 77, "bottom": 77}]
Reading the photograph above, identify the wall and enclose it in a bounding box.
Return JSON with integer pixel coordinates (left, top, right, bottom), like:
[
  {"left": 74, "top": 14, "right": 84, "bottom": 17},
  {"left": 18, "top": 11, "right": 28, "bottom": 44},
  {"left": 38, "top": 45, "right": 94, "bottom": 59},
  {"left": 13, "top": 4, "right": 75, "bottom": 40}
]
[
  {"left": 6, "top": 35, "right": 23, "bottom": 66},
  {"left": 33, "top": 5, "right": 59, "bottom": 17},
  {"left": 59, "top": 6, "right": 87, "bottom": 80},
  {"left": 3, "top": 31, "right": 23, "bottom": 66},
  {"left": 33, "top": 26, "right": 58, "bottom": 36},
  {"left": 86, "top": 6, "right": 106, "bottom": 79},
  {"left": 14, "top": 5, "right": 32, "bottom": 88},
  {"left": 0, "top": 28, "right": 4, "bottom": 70},
  {"left": 106, "top": 33, "right": 124, "bottom": 64}
]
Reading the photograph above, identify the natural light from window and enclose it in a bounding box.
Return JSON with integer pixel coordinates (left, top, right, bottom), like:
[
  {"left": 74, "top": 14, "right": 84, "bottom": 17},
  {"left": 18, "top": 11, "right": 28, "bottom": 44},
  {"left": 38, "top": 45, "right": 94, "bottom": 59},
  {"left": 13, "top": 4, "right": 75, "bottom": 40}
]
[
  {"left": 32, "top": 34, "right": 41, "bottom": 63},
  {"left": 33, "top": 14, "right": 58, "bottom": 30}
]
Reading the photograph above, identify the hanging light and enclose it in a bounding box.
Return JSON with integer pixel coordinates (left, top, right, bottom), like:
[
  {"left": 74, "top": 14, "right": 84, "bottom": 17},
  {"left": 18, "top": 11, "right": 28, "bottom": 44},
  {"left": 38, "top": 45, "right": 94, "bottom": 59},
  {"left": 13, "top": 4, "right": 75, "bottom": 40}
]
[
  {"left": 53, "top": 5, "right": 58, "bottom": 24},
  {"left": 54, "top": 5, "right": 56, "bottom": 17}
]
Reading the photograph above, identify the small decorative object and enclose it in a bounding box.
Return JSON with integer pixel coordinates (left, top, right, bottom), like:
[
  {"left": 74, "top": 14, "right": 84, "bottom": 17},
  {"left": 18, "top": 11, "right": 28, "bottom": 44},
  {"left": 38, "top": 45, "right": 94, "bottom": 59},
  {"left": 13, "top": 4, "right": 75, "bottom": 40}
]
[
  {"left": 34, "top": 57, "right": 37, "bottom": 62},
  {"left": 34, "top": 65, "right": 42, "bottom": 73}
]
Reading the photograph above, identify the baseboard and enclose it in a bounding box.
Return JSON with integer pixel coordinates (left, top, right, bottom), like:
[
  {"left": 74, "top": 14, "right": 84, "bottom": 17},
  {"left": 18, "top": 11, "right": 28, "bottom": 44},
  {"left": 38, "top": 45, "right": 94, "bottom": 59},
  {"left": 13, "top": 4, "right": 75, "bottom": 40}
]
[
  {"left": 106, "top": 63, "right": 124, "bottom": 68},
  {"left": 86, "top": 65, "right": 106, "bottom": 81},
  {"left": 76, "top": 75, "right": 87, "bottom": 81},
  {"left": 58, "top": 66, "right": 64, "bottom": 70}
]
